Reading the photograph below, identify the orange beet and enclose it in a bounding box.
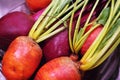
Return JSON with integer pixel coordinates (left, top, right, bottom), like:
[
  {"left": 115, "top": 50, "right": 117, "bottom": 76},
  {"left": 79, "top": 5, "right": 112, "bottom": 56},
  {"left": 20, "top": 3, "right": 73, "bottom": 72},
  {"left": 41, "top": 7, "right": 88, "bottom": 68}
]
[
  {"left": 2, "top": 36, "right": 42, "bottom": 80},
  {"left": 34, "top": 57, "right": 81, "bottom": 80},
  {"left": 26, "top": 0, "right": 51, "bottom": 11}
]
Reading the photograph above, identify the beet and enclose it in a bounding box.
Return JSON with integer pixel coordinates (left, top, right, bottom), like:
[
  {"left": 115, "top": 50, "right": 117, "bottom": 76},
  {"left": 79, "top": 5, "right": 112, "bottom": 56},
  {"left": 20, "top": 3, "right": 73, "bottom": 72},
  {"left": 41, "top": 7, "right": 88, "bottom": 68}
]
[
  {"left": 0, "top": 11, "right": 35, "bottom": 50},
  {"left": 34, "top": 57, "right": 81, "bottom": 80},
  {"left": 42, "top": 29, "right": 70, "bottom": 61},
  {"left": 2, "top": 36, "right": 42, "bottom": 80}
]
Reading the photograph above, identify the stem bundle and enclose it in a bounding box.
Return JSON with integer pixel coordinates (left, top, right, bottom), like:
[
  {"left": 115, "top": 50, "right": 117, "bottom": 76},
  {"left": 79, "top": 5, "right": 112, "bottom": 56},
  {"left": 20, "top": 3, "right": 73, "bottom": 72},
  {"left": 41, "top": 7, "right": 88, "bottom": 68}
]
[{"left": 28, "top": 0, "right": 120, "bottom": 71}]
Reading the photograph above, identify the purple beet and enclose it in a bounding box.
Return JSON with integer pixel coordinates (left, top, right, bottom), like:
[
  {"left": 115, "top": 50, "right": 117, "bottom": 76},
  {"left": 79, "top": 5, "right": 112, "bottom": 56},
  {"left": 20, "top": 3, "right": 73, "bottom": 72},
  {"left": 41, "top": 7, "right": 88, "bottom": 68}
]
[
  {"left": 0, "top": 11, "right": 35, "bottom": 50},
  {"left": 42, "top": 29, "right": 70, "bottom": 62}
]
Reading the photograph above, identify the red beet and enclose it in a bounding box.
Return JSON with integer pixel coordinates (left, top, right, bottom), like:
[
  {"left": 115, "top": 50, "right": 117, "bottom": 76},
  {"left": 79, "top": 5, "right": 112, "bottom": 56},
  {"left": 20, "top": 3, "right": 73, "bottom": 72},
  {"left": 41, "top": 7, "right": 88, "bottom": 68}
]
[
  {"left": 0, "top": 11, "right": 35, "bottom": 50},
  {"left": 42, "top": 29, "right": 70, "bottom": 61},
  {"left": 34, "top": 57, "right": 81, "bottom": 80},
  {"left": 32, "top": 8, "right": 45, "bottom": 21},
  {"left": 80, "top": 25, "right": 103, "bottom": 55}
]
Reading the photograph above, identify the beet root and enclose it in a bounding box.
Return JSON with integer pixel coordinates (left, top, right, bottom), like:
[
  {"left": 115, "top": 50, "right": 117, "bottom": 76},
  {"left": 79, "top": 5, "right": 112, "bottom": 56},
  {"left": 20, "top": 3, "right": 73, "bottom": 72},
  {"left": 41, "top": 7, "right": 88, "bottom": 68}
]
[
  {"left": 0, "top": 11, "right": 35, "bottom": 50},
  {"left": 34, "top": 57, "right": 81, "bottom": 80},
  {"left": 42, "top": 29, "right": 70, "bottom": 61}
]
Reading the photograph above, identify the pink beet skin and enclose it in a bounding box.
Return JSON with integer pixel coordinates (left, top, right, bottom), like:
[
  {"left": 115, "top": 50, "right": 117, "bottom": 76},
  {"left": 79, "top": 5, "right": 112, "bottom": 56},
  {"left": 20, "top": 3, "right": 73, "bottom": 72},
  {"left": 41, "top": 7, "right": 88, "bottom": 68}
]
[{"left": 80, "top": 25, "right": 103, "bottom": 55}]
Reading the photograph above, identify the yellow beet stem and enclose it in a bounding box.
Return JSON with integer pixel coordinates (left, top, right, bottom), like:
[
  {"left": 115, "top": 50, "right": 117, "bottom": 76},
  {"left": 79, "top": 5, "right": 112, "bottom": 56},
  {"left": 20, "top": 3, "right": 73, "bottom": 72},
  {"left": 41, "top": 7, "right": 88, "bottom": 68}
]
[
  {"left": 75, "top": 24, "right": 100, "bottom": 53},
  {"left": 45, "top": 4, "right": 69, "bottom": 29},
  {"left": 29, "top": 0, "right": 85, "bottom": 43},
  {"left": 80, "top": 0, "right": 120, "bottom": 71},
  {"left": 80, "top": 0, "right": 114, "bottom": 63},
  {"left": 32, "top": 0, "right": 59, "bottom": 39},
  {"left": 73, "top": 0, "right": 100, "bottom": 54},
  {"left": 80, "top": 26, "right": 120, "bottom": 70},
  {"left": 36, "top": 26, "right": 66, "bottom": 43},
  {"left": 73, "top": 0, "right": 89, "bottom": 48},
  {"left": 82, "top": 0, "right": 99, "bottom": 31},
  {"left": 92, "top": 36, "right": 120, "bottom": 69},
  {"left": 69, "top": 0, "right": 77, "bottom": 52},
  {"left": 28, "top": 1, "right": 53, "bottom": 38}
]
